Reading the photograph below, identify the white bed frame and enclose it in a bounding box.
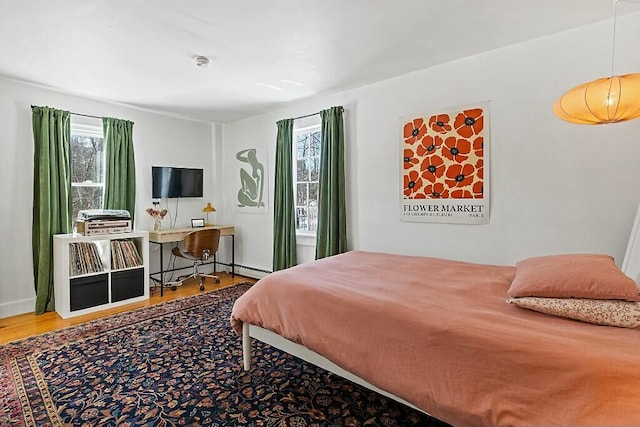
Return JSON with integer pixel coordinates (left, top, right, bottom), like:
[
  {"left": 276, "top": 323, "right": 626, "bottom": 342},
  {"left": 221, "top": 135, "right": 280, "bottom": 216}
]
[
  {"left": 242, "top": 322, "right": 428, "bottom": 415},
  {"left": 622, "top": 202, "right": 640, "bottom": 288}
]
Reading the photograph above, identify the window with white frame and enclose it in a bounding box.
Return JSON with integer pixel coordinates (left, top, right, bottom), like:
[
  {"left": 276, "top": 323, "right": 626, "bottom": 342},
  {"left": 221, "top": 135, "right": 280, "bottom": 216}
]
[
  {"left": 294, "top": 126, "right": 321, "bottom": 234},
  {"left": 70, "top": 123, "right": 105, "bottom": 221}
]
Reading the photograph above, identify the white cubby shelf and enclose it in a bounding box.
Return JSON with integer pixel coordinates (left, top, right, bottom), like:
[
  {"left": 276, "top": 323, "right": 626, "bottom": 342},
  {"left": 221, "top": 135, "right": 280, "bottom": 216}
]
[{"left": 53, "top": 231, "right": 149, "bottom": 319}]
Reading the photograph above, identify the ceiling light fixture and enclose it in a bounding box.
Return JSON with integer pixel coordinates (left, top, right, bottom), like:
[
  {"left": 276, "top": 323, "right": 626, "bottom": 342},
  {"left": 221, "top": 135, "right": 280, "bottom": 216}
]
[
  {"left": 553, "top": 0, "right": 640, "bottom": 124},
  {"left": 195, "top": 55, "right": 210, "bottom": 67}
]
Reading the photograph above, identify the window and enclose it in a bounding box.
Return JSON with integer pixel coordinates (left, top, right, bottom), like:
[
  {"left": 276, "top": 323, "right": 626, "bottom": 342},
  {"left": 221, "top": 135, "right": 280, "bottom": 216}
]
[
  {"left": 294, "top": 126, "right": 321, "bottom": 234},
  {"left": 70, "top": 123, "right": 105, "bottom": 221}
]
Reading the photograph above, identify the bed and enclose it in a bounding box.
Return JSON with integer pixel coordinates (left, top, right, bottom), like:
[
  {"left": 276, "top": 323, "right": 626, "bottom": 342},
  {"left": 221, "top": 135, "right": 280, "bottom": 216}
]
[{"left": 230, "top": 250, "right": 640, "bottom": 426}]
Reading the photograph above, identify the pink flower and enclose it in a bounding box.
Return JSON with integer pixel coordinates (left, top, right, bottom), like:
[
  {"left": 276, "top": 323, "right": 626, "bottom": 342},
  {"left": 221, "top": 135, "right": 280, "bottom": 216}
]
[{"left": 146, "top": 208, "right": 167, "bottom": 218}]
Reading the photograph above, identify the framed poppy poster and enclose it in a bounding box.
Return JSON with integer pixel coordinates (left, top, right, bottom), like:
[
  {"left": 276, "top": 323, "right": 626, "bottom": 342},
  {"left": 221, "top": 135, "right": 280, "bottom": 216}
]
[{"left": 400, "top": 103, "right": 490, "bottom": 224}]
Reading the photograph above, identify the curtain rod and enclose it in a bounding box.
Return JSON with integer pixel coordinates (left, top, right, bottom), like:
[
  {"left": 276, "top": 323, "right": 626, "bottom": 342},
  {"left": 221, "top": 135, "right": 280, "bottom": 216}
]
[
  {"left": 292, "top": 106, "right": 344, "bottom": 121},
  {"left": 70, "top": 111, "right": 102, "bottom": 119},
  {"left": 292, "top": 112, "right": 319, "bottom": 120},
  {"left": 30, "top": 105, "right": 102, "bottom": 120}
]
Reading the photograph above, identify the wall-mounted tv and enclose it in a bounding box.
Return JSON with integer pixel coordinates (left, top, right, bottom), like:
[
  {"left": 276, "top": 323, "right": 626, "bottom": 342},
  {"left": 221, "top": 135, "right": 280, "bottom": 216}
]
[{"left": 152, "top": 166, "right": 203, "bottom": 198}]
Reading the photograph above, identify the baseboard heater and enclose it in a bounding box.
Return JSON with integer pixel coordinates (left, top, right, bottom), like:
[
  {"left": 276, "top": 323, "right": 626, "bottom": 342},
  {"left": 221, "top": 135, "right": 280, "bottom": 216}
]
[
  {"left": 234, "top": 264, "right": 271, "bottom": 274},
  {"left": 150, "top": 262, "right": 271, "bottom": 282}
]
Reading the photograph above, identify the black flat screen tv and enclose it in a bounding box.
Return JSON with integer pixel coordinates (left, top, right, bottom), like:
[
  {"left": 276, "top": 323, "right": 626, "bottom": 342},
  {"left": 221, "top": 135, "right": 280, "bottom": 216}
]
[{"left": 152, "top": 166, "right": 203, "bottom": 198}]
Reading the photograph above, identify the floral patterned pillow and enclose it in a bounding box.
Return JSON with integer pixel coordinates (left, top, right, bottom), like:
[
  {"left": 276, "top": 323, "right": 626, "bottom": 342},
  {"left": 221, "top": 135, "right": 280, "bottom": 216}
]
[{"left": 507, "top": 297, "right": 640, "bottom": 328}]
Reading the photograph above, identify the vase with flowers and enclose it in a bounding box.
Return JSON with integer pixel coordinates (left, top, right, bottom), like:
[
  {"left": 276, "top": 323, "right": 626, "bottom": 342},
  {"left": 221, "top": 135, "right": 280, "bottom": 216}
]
[{"left": 146, "top": 207, "right": 168, "bottom": 231}]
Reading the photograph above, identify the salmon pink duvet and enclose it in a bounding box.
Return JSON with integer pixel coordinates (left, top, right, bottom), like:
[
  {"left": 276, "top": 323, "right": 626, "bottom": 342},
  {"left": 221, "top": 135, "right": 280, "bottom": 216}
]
[{"left": 231, "top": 251, "right": 640, "bottom": 426}]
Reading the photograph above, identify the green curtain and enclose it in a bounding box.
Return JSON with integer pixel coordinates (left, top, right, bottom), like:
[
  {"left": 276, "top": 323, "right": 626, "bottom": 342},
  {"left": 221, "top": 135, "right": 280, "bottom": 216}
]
[
  {"left": 31, "top": 106, "right": 72, "bottom": 314},
  {"left": 272, "top": 118, "right": 297, "bottom": 271},
  {"left": 316, "top": 106, "right": 347, "bottom": 259},
  {"left": 103, "top": 117, "right": 136, "bottom": 219}
]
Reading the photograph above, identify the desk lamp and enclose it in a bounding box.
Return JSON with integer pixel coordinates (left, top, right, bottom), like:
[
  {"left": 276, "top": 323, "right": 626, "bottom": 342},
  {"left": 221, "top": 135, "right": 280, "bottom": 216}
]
[{"left": 202, "top": 202, "right": 216, "bottom": 226}]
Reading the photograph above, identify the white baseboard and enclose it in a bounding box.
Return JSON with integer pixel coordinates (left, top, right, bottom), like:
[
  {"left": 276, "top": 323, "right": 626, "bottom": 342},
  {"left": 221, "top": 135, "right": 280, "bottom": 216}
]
[
  {"left": 0, "top": 298, "right": 35, "bottom": 319},
  {"left": 235, "top": 266, "right": 268, "bottom": 281}
]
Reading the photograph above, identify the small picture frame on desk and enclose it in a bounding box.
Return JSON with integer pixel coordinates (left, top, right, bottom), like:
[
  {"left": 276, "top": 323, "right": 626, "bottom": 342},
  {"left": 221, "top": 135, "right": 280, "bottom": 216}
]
[{"left": 191, "top": 218, "right": 205, "bottom": 228}]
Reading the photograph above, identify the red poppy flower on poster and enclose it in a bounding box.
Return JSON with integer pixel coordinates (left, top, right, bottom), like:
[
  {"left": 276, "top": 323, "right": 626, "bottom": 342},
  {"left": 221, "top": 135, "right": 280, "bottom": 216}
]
[
  {"left": 473, "top": 136, "right": 483, "bottom": 157},
  {"left": 428, "top": 114, "right": 452, "bottom": 134},
  {"left": 417, "top": 135, "right": 443, "bottom": 157},
  {"left": 413, "top": 190, "right": 427, "bottom": 199},
  {"left": 404, "top": 170, "right": 424, "bottom": 198},
  {"left": 451, "top": 189, "right": 473, "bottom": 199},
  {"left": 475, "top": 158, "right": 484, "bottom": 180},
  {"left": 424, "top": 182, "right": 450, "bottom": 198},
  {"left": 403, "top": 148, "right": 419, "bottom": 170},
  {"left": 442, "top": 137, "right": 470, "bottom": 162},
  {"left": 420, "top": 155, "right": 445, "bottom": 182},
  {"left": 472, "top": 181, "right": 483, "bottom": 198},
  {"left": 454, "top": 109, "right": 483, "bottom": 139},
  {"left": 403, "top": 118, "right": 427, "bottom": 145},
  {"left": 444, "top": 163, "right": 475, "bottom": 188}
]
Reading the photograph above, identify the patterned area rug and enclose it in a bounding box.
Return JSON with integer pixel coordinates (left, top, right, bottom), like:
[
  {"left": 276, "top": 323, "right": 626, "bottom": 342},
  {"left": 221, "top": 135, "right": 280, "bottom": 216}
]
[{"left": 1, "top": 284, "right": 450, "bottom": 426}]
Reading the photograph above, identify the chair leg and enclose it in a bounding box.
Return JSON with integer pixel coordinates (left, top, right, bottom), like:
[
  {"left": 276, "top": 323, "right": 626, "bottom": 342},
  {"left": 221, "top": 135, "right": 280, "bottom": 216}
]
[
  {"left": 199, "top": 260, "right": 220, "bottom": 286},
  {"left": 172, "top": 260, "right": 201, "bottom": 289},
  {"left": 180, "top": 262, "right": 219, "bottom": 291},
  {"left": 201, "top": 273, "right": 220, "bottom": 284},
  {"left": 193, "top": 262, "right": 205, "bottom": 291},
  {"left": 171, "top": 272, "right": 197, "bottom": 289}
]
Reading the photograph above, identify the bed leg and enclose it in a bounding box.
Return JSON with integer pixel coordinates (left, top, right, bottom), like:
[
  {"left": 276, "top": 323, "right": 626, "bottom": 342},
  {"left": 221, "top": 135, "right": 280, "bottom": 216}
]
[{"left": 242, "top": 322, "right": 252, "bottom": 371}]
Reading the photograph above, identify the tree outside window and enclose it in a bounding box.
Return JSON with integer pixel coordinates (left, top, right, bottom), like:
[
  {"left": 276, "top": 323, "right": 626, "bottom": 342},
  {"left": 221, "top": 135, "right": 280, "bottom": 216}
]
[
  {"left": 70, "top": 123, "right": 105, "bottom": 221},
  {"left": 294, "top": 126, "right": 320, "bottom": 233}
]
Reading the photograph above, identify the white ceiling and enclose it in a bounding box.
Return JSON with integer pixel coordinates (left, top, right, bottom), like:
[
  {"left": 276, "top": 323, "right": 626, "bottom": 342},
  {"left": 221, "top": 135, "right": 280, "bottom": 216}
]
[{"left": 2, "top": 0, "right": 639, "bottom": 123}]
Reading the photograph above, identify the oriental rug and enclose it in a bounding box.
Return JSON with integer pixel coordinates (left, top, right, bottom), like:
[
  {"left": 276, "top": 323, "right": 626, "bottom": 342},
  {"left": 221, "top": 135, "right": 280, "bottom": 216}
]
[{"left": 1, "top": 283, "right": 449, "bottom": 427}]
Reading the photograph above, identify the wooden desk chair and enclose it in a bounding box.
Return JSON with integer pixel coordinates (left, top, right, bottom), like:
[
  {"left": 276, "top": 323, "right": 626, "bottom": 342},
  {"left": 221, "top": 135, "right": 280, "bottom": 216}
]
[{"left": 171, "top": 228, "right": 221, "bottom": 290}]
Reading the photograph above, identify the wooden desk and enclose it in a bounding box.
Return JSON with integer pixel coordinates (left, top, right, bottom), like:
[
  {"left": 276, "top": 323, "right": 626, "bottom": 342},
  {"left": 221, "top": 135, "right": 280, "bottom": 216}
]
[{"left": 149, "top": 225, "right": 235, "bottom": 296}]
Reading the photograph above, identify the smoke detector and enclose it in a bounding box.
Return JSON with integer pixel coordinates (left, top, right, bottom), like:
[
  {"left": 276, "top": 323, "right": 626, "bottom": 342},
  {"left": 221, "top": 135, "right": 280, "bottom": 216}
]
[{"left": 194, "top": 55, "right": 210, "bottom": 67}]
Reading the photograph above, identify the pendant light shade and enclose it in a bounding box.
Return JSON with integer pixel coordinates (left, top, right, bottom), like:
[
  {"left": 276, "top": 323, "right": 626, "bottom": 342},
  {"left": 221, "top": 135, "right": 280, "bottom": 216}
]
[
  {"left": 553, "top": 0, "right": 640, "bottom": 125},
  {"left": 553, "top": 73, "right": 640, "bottom": 124}
]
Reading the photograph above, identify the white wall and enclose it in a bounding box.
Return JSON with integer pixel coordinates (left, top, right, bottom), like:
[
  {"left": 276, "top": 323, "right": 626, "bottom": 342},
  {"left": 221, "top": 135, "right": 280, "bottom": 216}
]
[
  {"left": 4, "top": 13, "right": 640, "bottom": 316},
  {"left": 221, "top": 13, "right": 640, "bottom": 272},
  {"left": 0, "top": 78, "right": 215, "bottom": 317}
]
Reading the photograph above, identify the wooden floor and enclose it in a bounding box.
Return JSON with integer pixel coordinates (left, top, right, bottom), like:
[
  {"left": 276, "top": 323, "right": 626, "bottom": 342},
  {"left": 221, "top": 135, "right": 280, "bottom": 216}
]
[{"left": 0, "top": 272, "right": 254, "bottom": 345}]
